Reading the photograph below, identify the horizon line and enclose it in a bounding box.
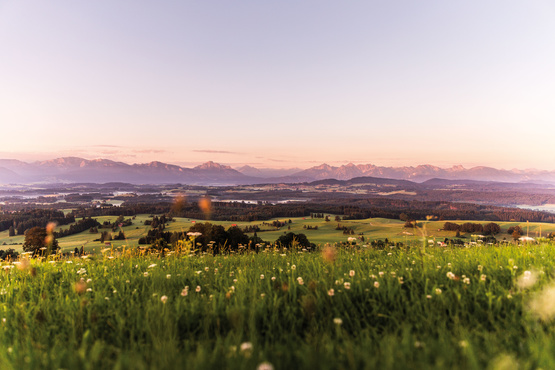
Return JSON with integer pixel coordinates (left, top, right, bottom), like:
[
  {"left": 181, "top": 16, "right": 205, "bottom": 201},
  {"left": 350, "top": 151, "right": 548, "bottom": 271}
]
[{"left": 0, "top": 155, "right": 552, "bottom": 173}]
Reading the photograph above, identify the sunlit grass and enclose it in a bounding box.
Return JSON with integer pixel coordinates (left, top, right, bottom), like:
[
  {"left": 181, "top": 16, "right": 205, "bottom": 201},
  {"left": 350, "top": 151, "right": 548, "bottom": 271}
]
[{"left": 2, "top": 215, "right": 555, "bottom": 254}]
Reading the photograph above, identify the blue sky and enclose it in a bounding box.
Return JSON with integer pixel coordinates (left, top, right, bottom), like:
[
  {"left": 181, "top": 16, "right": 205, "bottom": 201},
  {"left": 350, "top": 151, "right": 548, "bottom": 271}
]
[{"left": 1, "top": 1, "right": 554, "bottom": 169}]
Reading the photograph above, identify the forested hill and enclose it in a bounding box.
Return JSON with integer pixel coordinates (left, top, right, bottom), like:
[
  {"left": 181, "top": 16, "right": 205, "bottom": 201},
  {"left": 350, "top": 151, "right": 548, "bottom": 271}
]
[{"left": 71, "top": 198, "right": 555, "bottom": 223}]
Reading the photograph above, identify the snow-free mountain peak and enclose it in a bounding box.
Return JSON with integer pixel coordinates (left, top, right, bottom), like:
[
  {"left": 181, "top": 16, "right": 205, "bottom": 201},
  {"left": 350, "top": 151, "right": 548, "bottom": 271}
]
[{"left": 194, "top": 161, "right": 233, "bottom": 171}]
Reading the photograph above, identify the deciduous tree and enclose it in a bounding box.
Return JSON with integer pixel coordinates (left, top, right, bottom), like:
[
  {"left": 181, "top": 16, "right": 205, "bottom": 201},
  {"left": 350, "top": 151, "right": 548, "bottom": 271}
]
[{"left": 23, "top": 226, "right": 59, "bottom": 254}]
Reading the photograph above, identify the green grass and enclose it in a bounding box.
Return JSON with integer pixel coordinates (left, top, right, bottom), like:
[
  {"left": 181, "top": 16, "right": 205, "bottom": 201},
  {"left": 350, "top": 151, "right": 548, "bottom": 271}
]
[
  {"left": 2, "top": 243, "right": 555, "bottom": 369},
  {"left": 3, "top": 215, "right": 554, "bottom": 253}
]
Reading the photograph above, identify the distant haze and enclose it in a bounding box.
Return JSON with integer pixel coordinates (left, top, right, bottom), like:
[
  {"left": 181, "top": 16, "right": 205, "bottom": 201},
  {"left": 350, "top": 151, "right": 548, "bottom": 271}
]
[
  {"left": 2, "top": 157, "right": 555, "bottom": 185},
  {"left": 1, "top": 1, "right": 554, "bottom": 169}
]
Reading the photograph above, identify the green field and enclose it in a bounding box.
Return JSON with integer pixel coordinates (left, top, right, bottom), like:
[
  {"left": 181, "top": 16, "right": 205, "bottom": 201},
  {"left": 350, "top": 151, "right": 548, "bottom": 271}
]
[
  {"left": 3, "top": 243, "right": 555, "bottom": 369},
  {"left": 1, "top": 215, "right": 554, "bottom": 254}
]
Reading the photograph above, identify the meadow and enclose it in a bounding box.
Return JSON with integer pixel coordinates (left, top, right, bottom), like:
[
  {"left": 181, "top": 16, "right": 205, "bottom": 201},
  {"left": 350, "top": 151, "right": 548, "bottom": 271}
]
[
  {"left": 2, "top": 242, "right": 555, "bottom": 369},
  {"left": 1, "top": 214, "right": 554, "bottom": 253}
]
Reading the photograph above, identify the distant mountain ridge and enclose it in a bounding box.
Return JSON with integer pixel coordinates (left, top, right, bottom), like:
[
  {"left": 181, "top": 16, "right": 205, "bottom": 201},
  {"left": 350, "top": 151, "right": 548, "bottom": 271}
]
[
  {"left": 0, "top": 157, "right": 555, "bottom": 185},
  {"left": 286, "top": 163, "right": 555, "bottom": 184},
  {"left": 237, "top": 165, "right": 302, "bottom": 178},
  {"left": 0, "top": 157, "right": 256, "bottom": 185}
]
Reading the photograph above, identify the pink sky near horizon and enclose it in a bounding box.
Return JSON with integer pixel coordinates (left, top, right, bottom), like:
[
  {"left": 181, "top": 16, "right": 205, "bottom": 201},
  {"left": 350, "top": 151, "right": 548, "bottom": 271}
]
[
  {"left": 1, "top": 1, "right": 554, "bottom": 171},
  {"left": 0, "top": 147, "right": 547, "bottom": 173}
]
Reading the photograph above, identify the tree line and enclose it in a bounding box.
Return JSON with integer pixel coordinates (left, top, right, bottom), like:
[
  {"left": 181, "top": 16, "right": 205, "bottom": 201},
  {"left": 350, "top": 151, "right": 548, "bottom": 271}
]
[
  {"left": 442, "top": 222, "right": 501, "bottom": 235},
  {"left": 0, "top": 209, "right": 74, "bottom": 236},
  {"left": 63, "top": 197, "right": 555, "bottom": 224},
  {"left": 54, "top": 217, "right": 100, "bottom": 238}
]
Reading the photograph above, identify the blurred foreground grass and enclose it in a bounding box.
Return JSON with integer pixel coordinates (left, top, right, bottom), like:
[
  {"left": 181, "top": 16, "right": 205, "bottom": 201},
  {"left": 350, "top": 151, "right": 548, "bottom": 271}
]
[{"left": 1, "top": 244, "right": 555, "bottom": 369}]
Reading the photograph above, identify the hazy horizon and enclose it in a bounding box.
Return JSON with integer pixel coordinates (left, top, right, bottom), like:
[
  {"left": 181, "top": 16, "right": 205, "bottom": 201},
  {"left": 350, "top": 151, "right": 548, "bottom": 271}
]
[
  {"left": 2, "top": 154, "right": 555, "bottom": 174},
  {"left": 1, "top": 1, "right": 554, "bottom": 170}
]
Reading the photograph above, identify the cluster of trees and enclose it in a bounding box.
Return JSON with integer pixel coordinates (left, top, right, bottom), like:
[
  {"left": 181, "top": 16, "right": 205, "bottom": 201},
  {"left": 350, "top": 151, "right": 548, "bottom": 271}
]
[
  {"left": 443, "top": 222, "right": 501, "bottom": 235},
  {"left": 137, "top": 215, "right": 171, "bottom": 245},
  {"left": 311, "top": 213, "right": 326, "bottom": 218},
  {"left": 72, "top": 204, "right": 170, "bottom": 218},
  {"left": 139, "top": 223, "right": 266, "bottom": 253},
  {"left": 399, "top": 188, "right": 555, "bottom": 209},
  {"left": 0, "top": 249, "right": 18, "bottom": 260},
  {"left": 336, "top": 224, "right": 355, "bottom": 235},
  {"left": 0, "top": 209, "right": 74, "bottom": 236},
  {"left": 242, "top": 225, "right": 261, "bottom": 233},
  {"left": 168, "top": 201, "right": 350, "bottom": 222},
  {"left": 144, "top": 215, "right": 170, "bottom": 228},
  {"left": 310, "top": 213, "right": 342, "bottom": 221},
  {"left": 99, "top": 215, "right": 133, "bottom": 231},
  {"left": 99, "top": 230, "right": 126, "bottom": 243},
  {"left": 506, "top": 226, "right": 524, "bottom": 240},
  {"left": 303, "top": 225, "right": 319, "bottom": 230},
  {"left": 138, "top": 221, "right": 313, "bottom": 253},
  {"left": 63, "top": 193, "right": 100, "bottom": 202},
  {"left": 276, "top": 232, "right": 313, "bottom": 249},
  {"left": 443, "top": 238, "right": 465, "bottom": 246},
  {"left": 22, "top": 226, "right": 59, "bottom": 255},
  {"left": 333, "top": 198, "right": 555, "bottom": 223},
  {"left": 60, "top": 196, "right": 555, "bottom": 226},
  {"left": 368, "top": 239, "right": 403, "bottom": 249},
  {"left": 138, "top": 229, "right": 174, "bottom": 245},
  {"left": 54, "top": 217, "right": 100, "bottom": 238},
  {"left": 259, "top": 220, "right": 290, "bottom": 229},
  {"left": 186, "top": 223, "right": 262, "bottom": 252},
  {"left": 507, "top": 226, "right": 523, "bottom": 235}
]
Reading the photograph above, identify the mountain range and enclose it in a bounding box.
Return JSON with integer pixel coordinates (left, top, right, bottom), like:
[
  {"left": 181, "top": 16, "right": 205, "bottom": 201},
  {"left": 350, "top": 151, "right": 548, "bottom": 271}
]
[{"left": 1, "top": 157, "right": 555, "bottom": 185}]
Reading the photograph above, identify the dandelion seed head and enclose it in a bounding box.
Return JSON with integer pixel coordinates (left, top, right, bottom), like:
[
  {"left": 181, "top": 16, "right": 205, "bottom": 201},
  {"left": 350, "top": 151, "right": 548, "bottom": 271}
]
[
  {"left": 240, "top": 342, "right": 253, "bottom": 357},
  {"left": 257, "top": 362, "right": 274, "bottom": 370},
  {"left": 529, "top": 284, "right": 555, "bottom": 321},
  {"left": 518, "top": 270, "right": 538, "bottom": 289}
]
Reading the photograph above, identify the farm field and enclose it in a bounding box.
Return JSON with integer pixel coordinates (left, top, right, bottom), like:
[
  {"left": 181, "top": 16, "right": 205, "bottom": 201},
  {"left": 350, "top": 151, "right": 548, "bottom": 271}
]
[
  {"left": 1, "top": 215, "right": 555, "bottom": 254},
  {"left": 2, "top": 244, "right": 555, "bottom": 369}
]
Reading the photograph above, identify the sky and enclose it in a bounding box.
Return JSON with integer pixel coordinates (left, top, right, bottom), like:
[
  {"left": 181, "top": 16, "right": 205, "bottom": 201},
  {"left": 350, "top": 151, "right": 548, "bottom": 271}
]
[{"left": 1, "top": 1, "right": 554, "bottom": 170}]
